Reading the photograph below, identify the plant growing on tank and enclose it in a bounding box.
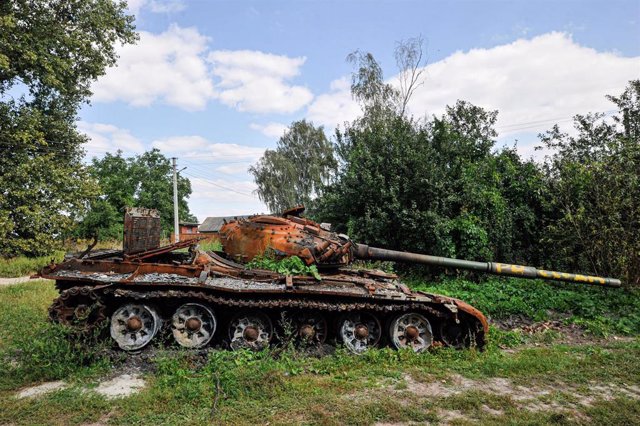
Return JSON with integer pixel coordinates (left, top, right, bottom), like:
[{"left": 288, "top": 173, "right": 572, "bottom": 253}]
[{"left": 246, "top": 250, "right": 322, "bottom": 280}]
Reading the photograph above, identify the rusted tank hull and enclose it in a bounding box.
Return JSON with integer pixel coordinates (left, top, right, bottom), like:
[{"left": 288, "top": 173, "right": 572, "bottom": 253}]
[
  {"left": 41, "top": 206, "right": 490, "bottom": 354},
  {"left": 42, "top": 251, "right": 488, "bottom": 353}
]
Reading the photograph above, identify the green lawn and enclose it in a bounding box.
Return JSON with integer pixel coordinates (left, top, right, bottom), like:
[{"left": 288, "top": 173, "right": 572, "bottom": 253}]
[{"left": 0, "top": 279, "right": 638, "bottom": 425}]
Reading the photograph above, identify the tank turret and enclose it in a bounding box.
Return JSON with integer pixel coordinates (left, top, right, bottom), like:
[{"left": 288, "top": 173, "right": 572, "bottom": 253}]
[{"left": 219, "top": 206, "right": 621, "bottom": 288}]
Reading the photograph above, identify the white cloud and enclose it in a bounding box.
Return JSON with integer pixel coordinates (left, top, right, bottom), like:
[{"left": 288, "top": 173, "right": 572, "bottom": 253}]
[
  {"left": 126, "top": 0, "right": 185, "bottom": 15},
  {"left": 152, "top": 136, "right": 266, "bottom": 163},
  {"left": 214, "top": 164, "right": 252, "bottom": 175},
  {"left": 152, "top": 135, "right": 210, "bottom": 153},
  {"left": 198, "top": 142, "right": 265, "bottom": 162},
  {"left": 125, "top": 0, "right": 147, "bottom": 15},
  {"left": 306, "top": 77, "right": 362, "bottom": 129},
  {"left": 249, "top": 122, "right": 289, "bottom": 138},
  {"left": 92, "top": 24, "right": 214, "bottom": 111},
  {"left": 307, "top": 32, "right": 640, "bottom": 140},
  {"left": 78, "top": 121, "right": 145, "bottom": 156},
  {"left": 93, "top": 27, "right": 313, "bottom": 114},
  {"left": 148, "top": 0, "right": 185, "bottom": 13},
  {"left": 208, "top": 50, "right": 313, "bottom": 114},
  {"left": 405, "top": 32, "right": 639, "bottom": 136}
]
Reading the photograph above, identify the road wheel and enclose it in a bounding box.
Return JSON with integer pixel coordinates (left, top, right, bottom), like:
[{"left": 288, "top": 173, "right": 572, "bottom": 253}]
[
  {"left": 110, "top": 303, "right": 161, "bottom": 351},
  {"left": 172, "top": 303, "right": 216, "bottom": 348},
  {"left": 339, "top": 312, "right": 381, "bottom": 354},
  {"left": 389, "top": 312, "right": 433, "bottom": 352},
  {"left": 228, "top": 311, "right": 273, "bottom": 350}
]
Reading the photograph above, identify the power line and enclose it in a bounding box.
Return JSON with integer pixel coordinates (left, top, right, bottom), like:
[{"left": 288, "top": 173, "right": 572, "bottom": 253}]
[
  {"left": 182, "top": 170, "right": 257, "bottom": 199},
  {"left": 181, "top": 159, "right": 254, "bottom": 166},
  {"left": 495, "top": 110, "right": 617, "bottom": 132},
  {"left": 182, "top": 162, "right": 251, "bottom": 177},
  {"left": 183, "top": 172, "right": 257, "bottom": 199}
]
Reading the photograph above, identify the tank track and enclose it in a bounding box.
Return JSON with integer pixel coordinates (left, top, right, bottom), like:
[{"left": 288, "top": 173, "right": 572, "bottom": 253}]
[
  {"left": 50, "top": 284, "right": 484, "bottom": 352},
  {"left": 107, "top": 287, "right": 445, "bottom": 314}
]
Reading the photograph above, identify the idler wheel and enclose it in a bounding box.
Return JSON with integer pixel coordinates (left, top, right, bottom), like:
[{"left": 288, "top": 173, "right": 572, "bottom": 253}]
[
  {"left": 228, "top": 312, "right": 272, "bottom": 351},
  {"left": 172, "top": 303, "right": 216, "bottom": 348},
  {"left": 110, "top": 304, "right": 161, "bottom": 351},
  {"left": 296, "top": 313, "right": 328, "bottom": 344},
  {"left": 49, "top": 287, "right": 106, "bottom": 331},
  {"left": 74, "top": 305, "right": 90, "bottom": 321},
  {"left": 389, "top": 312, "right": 433, "bottom": 352},
  {"left": 339, "top": 313, "right": 381, "bottom": 354}
]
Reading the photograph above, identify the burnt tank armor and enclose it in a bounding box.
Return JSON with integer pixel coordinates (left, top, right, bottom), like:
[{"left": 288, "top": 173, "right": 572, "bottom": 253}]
[{"left": 41, "top": 206, "right": 620, "bottom": 354}]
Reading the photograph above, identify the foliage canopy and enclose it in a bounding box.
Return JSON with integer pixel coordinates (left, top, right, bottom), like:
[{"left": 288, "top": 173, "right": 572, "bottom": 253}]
[
  {"left": 539, "top": 80, "right": 640, "bottom": 286},
  {"left": 250, "top": 120, "right": 337, "bottom": 213},
  {"left": 76, "top": 149, "right": 198, "bottom": 241},
  {"left": 0, "top": 0, "right": 137, "bottom": 256}
]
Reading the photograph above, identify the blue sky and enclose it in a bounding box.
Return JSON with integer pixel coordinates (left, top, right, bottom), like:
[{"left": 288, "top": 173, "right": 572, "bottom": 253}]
[{"left": 78, "top": 0, "right": 640, "bottom": 220}]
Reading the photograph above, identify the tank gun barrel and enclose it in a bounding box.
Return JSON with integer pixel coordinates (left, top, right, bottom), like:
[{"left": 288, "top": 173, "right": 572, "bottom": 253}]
[{"left": 354, "top": 244, "right": 622, "bottom": 288}]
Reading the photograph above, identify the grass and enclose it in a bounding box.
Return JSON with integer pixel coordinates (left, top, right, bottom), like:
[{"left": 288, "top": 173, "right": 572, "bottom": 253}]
[
  {"left": 409, "top": 277, "right": 640, "bottom": 336},
  {"left": 198, "top": 239, "right": 222, "bottom": 252},
  {"left": 0, "top": 281, "right": 111, "bottom": 391},
  {"left": 0, "top": 279, "right": 638, "bottom": 425},
  {"left": 0, "top": 251, "right": 65, "bottom": 278}
]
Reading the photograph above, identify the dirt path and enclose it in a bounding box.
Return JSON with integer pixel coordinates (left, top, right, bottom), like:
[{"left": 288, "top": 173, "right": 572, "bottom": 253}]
[{"left": 0, "top": 276, "right": 48, "bottom": 286}]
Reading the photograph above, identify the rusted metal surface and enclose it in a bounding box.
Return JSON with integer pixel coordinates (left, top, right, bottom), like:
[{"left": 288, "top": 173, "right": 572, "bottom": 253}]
[
  {"left": 219, "top": 214, "right": 353, "bottom": 266},
  {"left": 124, "top": 237, "right": 204, "bottom": 262},
  {"left": 123, "top": 207, "right": 161, "bottom": 255}
]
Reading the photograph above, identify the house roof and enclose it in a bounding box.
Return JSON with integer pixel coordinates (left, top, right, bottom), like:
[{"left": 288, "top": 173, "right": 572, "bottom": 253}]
[
  {"left": 179, "top": 222, "right": 200, "bottom": 226},
  {"left": 199, "top": 215, "right": 250, "bottom": 232}
]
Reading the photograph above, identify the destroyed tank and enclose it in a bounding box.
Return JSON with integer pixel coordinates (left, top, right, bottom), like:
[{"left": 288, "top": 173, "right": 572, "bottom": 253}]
[{"left": 40, "top": 206, "right": 621, "bottom": 354}]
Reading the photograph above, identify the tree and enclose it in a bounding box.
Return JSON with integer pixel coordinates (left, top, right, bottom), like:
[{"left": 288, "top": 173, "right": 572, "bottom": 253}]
[
  {"left": 539, "top": 80, "right": 640, "bottom": 287},
  {"left": 134, "top": 149, "right": 197, "bottom": 231},
  {"left": 316, "top": 101, "right": 544, "bottom": 265},
  {"left": 250, "top": 120, "right": 337, "bottom": 213},
  {"left": 0, "top": 102, "right": 100, "bottom": 255},
  {"left": 346, "top": 50, "right": 399, "bottom": 116},
  {"left": 0, "top": 0, "right": 137, "bottom": 256},
  {"left": 77, "top": 149, "right": 197, "bottom": 241},
  {"left": 1, "top": 0, "right": 136, "bottom": 106},
  {"left": 346, "top": 36, "right": 426, "bottom": 118},
  {"left": 314, "top": 48, "right": 546, "bottom": 275},
  {"left": 395, "top": 36, "right": 426, "bottom": 117}
]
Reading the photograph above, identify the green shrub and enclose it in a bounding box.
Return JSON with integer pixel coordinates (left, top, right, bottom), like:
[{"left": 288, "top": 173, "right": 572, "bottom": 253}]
[{"left": 247, "top": 252, "right": 321, "bottom": 280}]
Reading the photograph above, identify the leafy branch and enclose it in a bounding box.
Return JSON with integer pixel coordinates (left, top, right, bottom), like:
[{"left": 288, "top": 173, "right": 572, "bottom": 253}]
[{"left": 247, "top": 251, "right": 322, "bottom": 280}]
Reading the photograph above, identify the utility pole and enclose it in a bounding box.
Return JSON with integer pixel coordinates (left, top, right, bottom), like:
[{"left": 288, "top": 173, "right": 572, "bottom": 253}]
[{"left": 172, "top": 157, "right": 180, "bottom": 243}]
